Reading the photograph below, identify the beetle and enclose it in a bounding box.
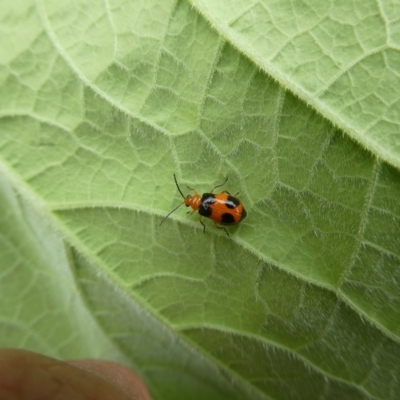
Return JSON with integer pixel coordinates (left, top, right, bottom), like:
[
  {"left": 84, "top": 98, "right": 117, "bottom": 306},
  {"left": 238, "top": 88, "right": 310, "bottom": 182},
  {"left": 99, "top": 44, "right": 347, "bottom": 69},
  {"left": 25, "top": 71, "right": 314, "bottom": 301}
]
[{"left": 159, "top": 174, "right": 247, "bottom": 236}]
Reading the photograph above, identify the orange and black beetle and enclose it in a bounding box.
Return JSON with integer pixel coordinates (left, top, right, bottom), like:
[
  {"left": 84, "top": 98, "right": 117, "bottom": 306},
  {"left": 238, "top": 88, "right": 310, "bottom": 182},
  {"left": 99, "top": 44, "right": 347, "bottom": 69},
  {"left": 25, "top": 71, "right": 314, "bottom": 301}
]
[{"left": 159, "top": 174, "right": 247, "bottom": 236}]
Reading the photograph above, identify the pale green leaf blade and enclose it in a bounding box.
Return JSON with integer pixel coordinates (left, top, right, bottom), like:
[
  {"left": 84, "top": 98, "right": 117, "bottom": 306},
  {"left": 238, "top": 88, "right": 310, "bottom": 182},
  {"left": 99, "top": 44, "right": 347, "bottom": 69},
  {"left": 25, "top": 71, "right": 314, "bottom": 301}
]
[
  {"left": 190, "top": 0, "right": 400, "bottom": 168},
  {"left": 0, "top": 176, "right": 252, "bottom": 400},
  {"left": 0, "top": 174, "right": 127, "bottom": 360},
  {"left": 1, "top": 1, "right": 400, "bottom": 400}
]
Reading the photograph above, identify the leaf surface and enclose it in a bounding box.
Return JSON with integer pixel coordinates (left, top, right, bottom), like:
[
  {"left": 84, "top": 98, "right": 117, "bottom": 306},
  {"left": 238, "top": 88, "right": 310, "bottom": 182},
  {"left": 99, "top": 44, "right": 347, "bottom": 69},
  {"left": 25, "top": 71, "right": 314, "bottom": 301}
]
[
  {"left": 1, "top": 1, "right": 400, "bottom": 399},
  {"left": 191, "top": 0, "right": 400, "bottom": 168}
]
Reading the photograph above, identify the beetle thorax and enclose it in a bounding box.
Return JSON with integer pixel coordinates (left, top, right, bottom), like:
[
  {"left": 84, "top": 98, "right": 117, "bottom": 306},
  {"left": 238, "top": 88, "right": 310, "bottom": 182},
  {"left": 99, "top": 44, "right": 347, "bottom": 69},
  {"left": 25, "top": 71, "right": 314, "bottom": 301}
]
[{"left": 185, "top": 194, "right": 202, "bottom": 211}]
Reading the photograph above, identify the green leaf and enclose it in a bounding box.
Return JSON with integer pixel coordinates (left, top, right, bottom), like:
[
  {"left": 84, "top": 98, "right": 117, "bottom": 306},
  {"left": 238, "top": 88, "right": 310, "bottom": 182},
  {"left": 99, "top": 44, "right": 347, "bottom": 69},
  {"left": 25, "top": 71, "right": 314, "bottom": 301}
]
[
  {"left": 1, "top": 1, "right": 400, "bottom": 399},
  {"left": 191, "top": 0, "right": 400, "bottom": 169}
]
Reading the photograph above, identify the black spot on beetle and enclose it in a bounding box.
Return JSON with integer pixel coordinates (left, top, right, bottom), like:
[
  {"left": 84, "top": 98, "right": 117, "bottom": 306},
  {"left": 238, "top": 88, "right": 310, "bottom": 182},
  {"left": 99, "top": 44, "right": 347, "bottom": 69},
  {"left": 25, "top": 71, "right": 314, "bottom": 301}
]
[
  {"left": 226, "top": 195, "right": 240, "bottom": 208},
  {"left": 221, "top": 213, "right": 236, "bottom": 225},
  {"left": 199, "top": 204, "right": 212, "bottom": 217},
  {"left": 201, "top": 193, "right": 215, "bottom": 203}
]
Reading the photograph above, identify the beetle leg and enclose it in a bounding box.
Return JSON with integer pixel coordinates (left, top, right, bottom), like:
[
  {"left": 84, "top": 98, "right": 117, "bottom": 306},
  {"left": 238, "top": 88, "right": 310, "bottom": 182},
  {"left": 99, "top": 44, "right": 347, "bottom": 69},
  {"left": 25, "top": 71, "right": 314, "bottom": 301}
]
[
  {"left": 210, "top": 177, "right": 228, "bottom": 193},
  {"left": 221, "top": 190, "right": 240, "bottom": 196},
  {"left": 199, "top": 216, "right": 206, "bottom": 233},
  {"left": 214, "top": 223, "right": 229, "bottom": 236}
]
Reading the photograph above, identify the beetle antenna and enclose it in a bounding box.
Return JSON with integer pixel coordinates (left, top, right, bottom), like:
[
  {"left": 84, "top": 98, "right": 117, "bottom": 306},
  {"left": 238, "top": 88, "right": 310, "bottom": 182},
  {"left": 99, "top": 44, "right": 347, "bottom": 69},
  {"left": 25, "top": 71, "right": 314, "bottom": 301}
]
[
  {"left": 159, "top": 201, "right": 184, "bottom": 226},
  {"left": 174, "top": 174, "right": 186, "bottom": 198},
  {"left": 159, "top": 175, "right": 187, "bottom": 227}
]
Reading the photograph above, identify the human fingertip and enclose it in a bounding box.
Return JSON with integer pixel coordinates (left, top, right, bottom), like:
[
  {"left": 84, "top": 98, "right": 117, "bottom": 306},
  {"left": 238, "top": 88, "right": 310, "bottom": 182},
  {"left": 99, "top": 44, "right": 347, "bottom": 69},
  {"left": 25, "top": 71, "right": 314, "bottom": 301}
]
[
  {"left": 67, "top": 359, "right": 153, "bottom": 400},
  {"left": 0, "top": 349, "right": 139, "bottom": 400}
]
